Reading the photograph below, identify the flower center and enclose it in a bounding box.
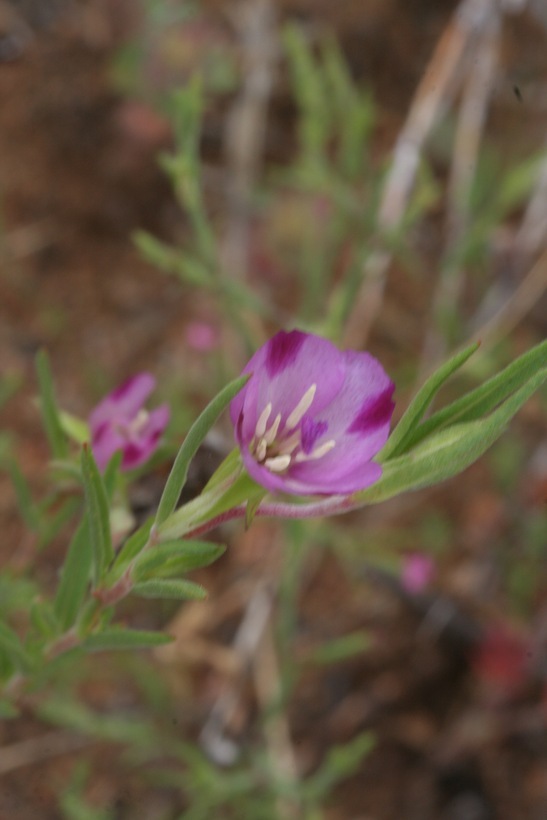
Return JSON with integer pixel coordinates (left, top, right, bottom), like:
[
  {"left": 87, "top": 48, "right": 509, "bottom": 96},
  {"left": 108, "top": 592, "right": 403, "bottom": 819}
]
[
  {"left": 117, "top": 408, "right": 150, "bottom": 441},
  {"left": 251, "top": 384, "right": 335, "bottom": 474}
]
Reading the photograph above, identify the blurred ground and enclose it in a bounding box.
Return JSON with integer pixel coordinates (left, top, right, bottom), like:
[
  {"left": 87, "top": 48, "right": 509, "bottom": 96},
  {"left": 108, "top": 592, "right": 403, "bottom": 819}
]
[{"left": 0, "top": 1, "right": 546, "bottom": 818}]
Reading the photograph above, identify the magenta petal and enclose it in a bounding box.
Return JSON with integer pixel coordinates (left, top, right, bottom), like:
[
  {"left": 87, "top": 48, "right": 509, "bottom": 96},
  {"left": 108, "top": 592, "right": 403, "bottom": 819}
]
[
  {"left": 89, "top": 373, "right": 156, "bottom": 432},
  {"left": 231, "top": 331, "right": 346, "bottom": 445},
  {"left": 91, "top": 428, "right": 127, "bottom": 472}
]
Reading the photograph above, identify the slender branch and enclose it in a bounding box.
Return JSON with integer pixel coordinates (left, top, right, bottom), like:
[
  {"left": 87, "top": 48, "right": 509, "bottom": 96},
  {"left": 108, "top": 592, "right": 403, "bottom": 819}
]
[{"left": 183, "top": 494, "right": 358, "bottom": 538}]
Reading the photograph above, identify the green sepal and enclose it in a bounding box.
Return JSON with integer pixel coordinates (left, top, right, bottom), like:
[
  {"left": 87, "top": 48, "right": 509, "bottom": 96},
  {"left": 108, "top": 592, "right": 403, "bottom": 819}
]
[
  {"left": 155, "top": 374, "right": 250, "bottom": 527},
  {"left": 82, "top": 629, "right": 173, "bottom": 652},
  {"left": 201, "top": 447, "right": 241, "bottom": 493},
  {"left": 132, "top": 540, "right": 225, "bottom": 580},
  {"left": 54, "top": 517, "right": 92, "bottom": 631},
  {"left": 80, "top": 445, "right": 114, "bottom": 586},
  {"left": 132, "top": 579, "right": 207, "bottom": 601},
  {"left": 35, "top": 349, "right": 69, "bottom": 459},
  {"left": 245, "top": 491, "right": 267, "bottom": 529},
  {"left": 157, "top": 470, "right": 262, "bottom": 541},
  {"left": 380, "top": 342, "right": 479, "bottom": 461}
]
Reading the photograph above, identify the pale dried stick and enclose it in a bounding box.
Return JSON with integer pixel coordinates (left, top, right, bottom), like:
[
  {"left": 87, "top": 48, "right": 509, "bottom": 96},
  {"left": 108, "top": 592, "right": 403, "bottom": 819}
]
[
  {"left": 470, "top": 247, "right": 547, "bottom": 349},
  {"left": 343, "top": 0, "right": 496, "bottom": 350},
  {"left": 253, "top": 619, "right": 301, "bottom": 818},
  {"left": 200, "top": 583, "right": 275, "bottom": 765},
  {"left": 221, "top": 0, "right": 277, "bottom": 284},
  {"left": 419, "top": 4, "right": 501, "bottom": 376}
]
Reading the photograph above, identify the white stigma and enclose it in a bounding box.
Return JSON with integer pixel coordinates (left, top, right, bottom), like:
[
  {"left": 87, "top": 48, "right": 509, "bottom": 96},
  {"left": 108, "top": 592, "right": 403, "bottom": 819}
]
[{"left": 285, "top": 384, "right": 317, "bottom": 430}]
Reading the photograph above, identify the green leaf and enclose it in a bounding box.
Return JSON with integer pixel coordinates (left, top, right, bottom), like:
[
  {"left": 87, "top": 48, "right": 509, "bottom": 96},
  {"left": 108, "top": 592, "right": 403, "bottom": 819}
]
[
  {"left": 154, "top": 374, "right": 250, "bottom": 527},
  {"left": 356, "top": 368, "right": 547, "bottom": 504},
  {"left": 132, "top": 579, "right": 207, "bottom": 601},
  {"left": 54, "top": 517, "right": 93, "bottom": 630},
  {"left": 30, "top": 599, "right": 60, "bottom": 640},
  {"left": 59, "top": 411, "right": 89, "bottom": 444},
  {"left": 380, "top": 342, "right": 479, "bottom": 460},
  {"left": 0, "top": 622, "right": 33, "bottom": 673},
  {"left": 109, "top": 518, "right": 154, "bottom": 577},
  {"left": 102, "top": 451, "right": 122, "bottom": 501},
  {"left": 35, "top": 349, "right": 69, "bottom": 459},
  {"left": 6, "top": 457, "right": 40, "bottom": 532},
  {"left": 80, "top": 445, "right": 114, "bottom": 585},
  {"left": 132, "top": 540, "right": 225, "bottom": 580},
  {"left": 38, "top": 496, "right": 81, "bottom": 551},
  {"left": 408, "top": 339, "right": 547, "bottom": 449},
  {"left": 82, "top": 629, "right": 173, "bottom": 653}
]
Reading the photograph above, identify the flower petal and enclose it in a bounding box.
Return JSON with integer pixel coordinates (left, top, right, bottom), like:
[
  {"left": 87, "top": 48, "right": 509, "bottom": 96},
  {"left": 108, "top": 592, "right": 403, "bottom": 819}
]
[
  {"left": 89, "top": 373, "right": 156, "bottom": 432},
  {"left": 231, "top": 331, "right": 346, "bottom": 444}
]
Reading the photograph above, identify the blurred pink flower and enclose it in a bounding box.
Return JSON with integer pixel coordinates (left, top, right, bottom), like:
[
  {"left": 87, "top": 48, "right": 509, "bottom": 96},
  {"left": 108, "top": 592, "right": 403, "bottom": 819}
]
[
  {"left": 89, "top": 373, "right": 169, "bottom": 471},
  {"left": 185, "top": 321, "right": 218, "bottom": 352},
  {"left": 401, "top": 553, "right": 435, "bottom": 594}
]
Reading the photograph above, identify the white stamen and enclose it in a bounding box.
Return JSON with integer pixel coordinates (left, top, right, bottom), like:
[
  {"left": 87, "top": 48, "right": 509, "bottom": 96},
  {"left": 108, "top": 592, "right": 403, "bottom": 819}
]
[
  {"left": 264, "top": 454, "right": 292, "bottom": 472},
  {"left": 294, "top": 439, "right": 336, "bottom": 463},
  {"left": 285, "top": 384, "right": 317, "bottom": 430},
  {"left": 256, "top": 438, "right": 267, "bottom": 462},
  {"left": 128, "top": 409, "right": 149, "bottom": 434},
  {"left": 263, "top": 413, "right": 282, "bottom": 445},
  {"left": 255, "top": 403, "right": 272, "bottom": 438}
]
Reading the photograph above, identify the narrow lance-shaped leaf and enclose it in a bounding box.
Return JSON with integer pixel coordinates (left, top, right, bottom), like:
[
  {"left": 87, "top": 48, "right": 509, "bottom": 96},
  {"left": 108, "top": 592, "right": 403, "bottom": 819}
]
[
  {"left": 0, "top": 622, "right": 33, "bottom": 673},
  {"left": 407, "top": 338, "right": 547, "bottom": 450},
  {"left": 380, "top": 341, "right": 479, "bottom": 461},
  {"left": 132, "top": 579, "right": 207, "bottom": 601},
  {"left": 54, "top": 516, "right": 93, "bottom": 631},
  {"left": 155, "top": 374, "right": 250, "bottom": 527},
  {"left": 80, "top": 445, "right": 114, "bottom": 586},
  {"left": 35, "top": 349, "right": 69, "bottom": 459},
  {"left": 132, "top": 540, "right": 225, "bottom": 580},
  {"left": 83, "top": 628, "right": 173, "bottom": 653},
  {"left": 355, "top": 367, "right": 547, "bottom": 505}
]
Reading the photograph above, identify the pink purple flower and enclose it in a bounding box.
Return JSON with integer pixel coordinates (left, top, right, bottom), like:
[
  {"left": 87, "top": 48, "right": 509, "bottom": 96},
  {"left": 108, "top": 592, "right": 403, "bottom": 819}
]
[
  {"left": 401, "top": 553, "right": 435, "bottom": 594},
  {"left": 89, "top": 373, "right": 169, "bottom": 471},
  {"left": 230, "top": 330, "right": 395, "bottom": 495}
]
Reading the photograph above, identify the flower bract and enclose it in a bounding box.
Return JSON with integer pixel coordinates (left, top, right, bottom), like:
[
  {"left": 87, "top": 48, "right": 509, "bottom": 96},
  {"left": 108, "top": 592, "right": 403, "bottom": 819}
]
[
  {"left": 230, "top": 330, "right": 395, "bottom": 495},
  {"left": 89, "top": 373, "right": 169, "bottom": 471}
]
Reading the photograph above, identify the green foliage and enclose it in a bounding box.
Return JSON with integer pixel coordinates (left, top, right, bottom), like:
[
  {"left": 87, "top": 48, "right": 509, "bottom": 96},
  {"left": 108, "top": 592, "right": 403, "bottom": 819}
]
[
  {"left": 155, "top": 373, "right": 250, "bottom": 526},
  {"left": 35, "top": 349, "right": 69, "bottom": 459},
  {"left": 80, "top": 446, "right": 114, "bottom": 586}
]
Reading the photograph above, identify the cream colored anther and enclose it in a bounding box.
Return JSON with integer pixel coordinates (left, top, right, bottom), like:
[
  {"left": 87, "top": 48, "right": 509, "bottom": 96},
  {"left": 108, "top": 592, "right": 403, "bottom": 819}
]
[{"left": 285, "top": 384, "right": 316, "bottom": 430}]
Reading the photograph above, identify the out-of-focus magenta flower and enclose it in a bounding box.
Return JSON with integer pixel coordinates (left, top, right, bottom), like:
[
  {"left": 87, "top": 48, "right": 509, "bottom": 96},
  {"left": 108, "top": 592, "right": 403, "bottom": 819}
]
[
  {"left": 401, "top": 553, "right": 435, "bottom": 594},
  {"left": 230, "top": 330, "right": 395, "bottom": 495},
  {"left": 185, "top": 321, "right": 218, "bottom": 352},
  {"left": 89, "top": 373, "right": 169, "bottom": 471}
]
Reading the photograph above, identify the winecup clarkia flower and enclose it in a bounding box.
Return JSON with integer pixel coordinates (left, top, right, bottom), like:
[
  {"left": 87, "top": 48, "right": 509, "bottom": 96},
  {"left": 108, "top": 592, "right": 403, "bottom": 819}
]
[
  {"left": 89, "top": 373, "right": 169, "bottom": 471},
  {"left": 230, "top": 330, "right": 395, "bottom": 495}
]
